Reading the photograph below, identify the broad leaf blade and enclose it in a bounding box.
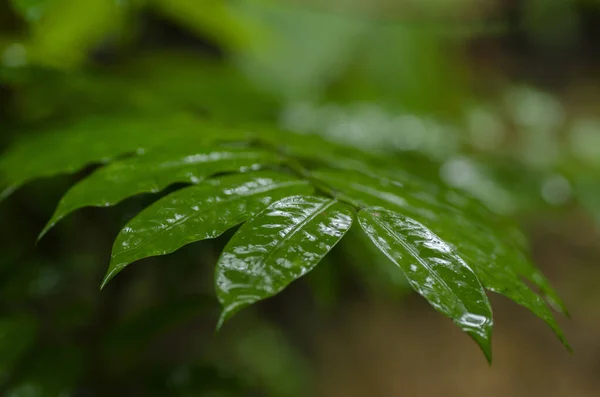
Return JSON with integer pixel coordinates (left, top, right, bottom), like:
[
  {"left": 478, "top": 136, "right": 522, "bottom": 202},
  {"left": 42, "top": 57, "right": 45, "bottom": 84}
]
[
  {"left": 358, "top": 208, "right": 494, "bottom": 361},
  {"left": 313, "top": 169, "right": 568, "bottom": 346},
  {"left": 104, "top": 171, "right": 313, "bottom": 286},
  {"left": 216, "top": 195, "right": 354, "bottom": 325},
  {"left": 40, "top": 146, "right": 281, "bottom": 238}
]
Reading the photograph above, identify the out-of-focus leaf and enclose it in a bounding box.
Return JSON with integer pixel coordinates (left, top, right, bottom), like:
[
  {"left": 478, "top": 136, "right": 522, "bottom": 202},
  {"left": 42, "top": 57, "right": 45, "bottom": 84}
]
[
  {"left": 356, "top": 24, "right": 467, "bottom": 112},
  {"left": 104, "top": 171, "right": 314, "bottom": 287},
  {"left": 113, "top": 53, "right": 281, "bottom": 122},
  {"left": 311, "top": 168, "right": 569, "bottom": 347},
  {"left": 6, "top": 52, "right": 280, "bottom": 122},
  {"left": 358, "top": 208, "right": 493, "bottom": 361},
  {"left": 29, "top": 0, "right": 127, "bottom": 68},
  {"left": 10, "top": 0, "right": 53, "bottom": 22},
  {"left": 153, "top": 0, "right": 260, "bottom": 51},
  {"left": 5, "top": 346, "right": 84, "bottom": 397},
  {"left": 215, "top": 195, "right": 353, "bottom": 325},
  {"left": 40, "top": 146, "right": 281, "bottom": 238},
  {"left": 0, "top": 315, "right": 38, "bottom": 379},
  {"left": 234, "top": 0, "right": 364, "bottom": 100}
]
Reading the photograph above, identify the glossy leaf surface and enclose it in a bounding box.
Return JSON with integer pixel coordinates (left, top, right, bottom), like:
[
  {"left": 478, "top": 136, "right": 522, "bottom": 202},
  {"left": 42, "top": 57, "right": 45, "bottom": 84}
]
[
  {"left": 359, "top": 208, "right": 493, "bottom": 360},
  {"left": 0, "top": 116, "right": 256, "bottom": 201},
  {"left": 216, "top": 195, "right": 353, "bottom": 325},
  {"left": 313, "top": 169, "right": 568, "bottom": 345},
  {"left": 104, "top": 171, "right": 313, "bottom": 286},
  {"left": 40, "top": 146, "right": 280, "bottom": 237}
]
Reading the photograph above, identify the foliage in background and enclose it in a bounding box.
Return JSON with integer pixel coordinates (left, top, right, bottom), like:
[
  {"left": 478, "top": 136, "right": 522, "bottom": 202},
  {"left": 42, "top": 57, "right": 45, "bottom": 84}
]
[{"left": 2, "top": 0, "right": 598, "bottom": 395}]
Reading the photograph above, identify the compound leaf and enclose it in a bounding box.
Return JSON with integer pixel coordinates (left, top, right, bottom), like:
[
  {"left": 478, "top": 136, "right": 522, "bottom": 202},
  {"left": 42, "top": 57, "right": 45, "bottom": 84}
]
[
  {"left": 40, "top": 146, "right": 281, "bottom": 238},
  {"left": 103, "top": 171, "right": 313, "bottom": 287},
  {"left": 358, "top": 208, "right": 493, "bottom": 361},
  {"left": 216, "top": 195, "right": 353, "bottom": 325},
  {"left": 312, "top": 168, "right": 568, "bottom": 347}
]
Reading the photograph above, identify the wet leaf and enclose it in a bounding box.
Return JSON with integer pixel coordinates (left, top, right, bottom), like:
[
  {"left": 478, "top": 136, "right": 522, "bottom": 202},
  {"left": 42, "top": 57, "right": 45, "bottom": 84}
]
[
  {"left": 0, "top": 116, "right": 256, "bottom": 201},
  {"left": 216, "top": 195, "right": 353, "bottom": 325},
  {"left": 104, "top": 171, "right": 313, "bottom": 287},
  {"left": 0, "top": 113, "right": 571, "bottom": 360},
  {"left": 312, "top": 169, "right": 568, "bottom": 347},
  {"left": 40, "top": 146, "right": 281, "bottom": 238},
  {"left": 0, "top": 115, "right": 197, "bottom": 200},
  {"left": 359, "top": 207, "right": 494, "bottom": 361}
]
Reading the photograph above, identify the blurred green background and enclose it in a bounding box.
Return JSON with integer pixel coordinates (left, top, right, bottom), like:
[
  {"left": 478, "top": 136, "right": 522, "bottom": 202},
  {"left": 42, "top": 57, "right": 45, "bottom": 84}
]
[{"left": 1, "top": 0, "right": 600, "bottom": 396}]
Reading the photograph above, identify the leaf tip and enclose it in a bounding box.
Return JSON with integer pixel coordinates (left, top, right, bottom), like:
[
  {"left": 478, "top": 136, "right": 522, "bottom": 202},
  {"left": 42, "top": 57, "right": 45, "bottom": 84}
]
[
  {"left": 37, "top": 222, "right": 55, "bottom": 244},
  {"left": 565, "top": 341, "right": 574, "bottom": 354},
  {"left": 547, "top": 296, "right": 571, "bottom": 318},
  {"left": 215, "top": 307, "right": 235, "bottom": 333},
  {"left": 100, "top": 267, "right": 120, "bottom": 290},
  {"left": 470, "top": 331, "right": 493, "bottom": 365},
  {"left": 215, "top": 301, "right": 248, "bottom": 332},
  {"left": 555, "top": 329, "right": 572, "bottom": 354},
  {"left": 215, "top": 314, "right": 226, "bottom": 333},
  {"left": 0, "top": 184, "right": 17, "bottom": 203}
]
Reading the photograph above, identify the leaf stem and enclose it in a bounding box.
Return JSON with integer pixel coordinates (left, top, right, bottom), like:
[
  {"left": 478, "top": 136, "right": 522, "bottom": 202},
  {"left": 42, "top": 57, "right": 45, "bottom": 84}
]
[{"left": 250, "top": 138, "right": 364, "bottom": 210}]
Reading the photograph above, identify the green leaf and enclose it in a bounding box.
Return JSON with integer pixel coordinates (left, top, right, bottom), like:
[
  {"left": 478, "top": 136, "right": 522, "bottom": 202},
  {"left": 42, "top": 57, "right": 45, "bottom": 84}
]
[
  {"left": 103, "top": 171, "right": 313, "bottom": 287},
  {"left": 154, "top": 0, "right": 260, "bottom": 52},
  {"left": 358, "top": 208, "right": 493, "bottom": 361},
  {"left": 0, "top": 115, "right": 199, "bottom": 200},
  {"left": 10, "top": 0, "right": 53, "bottom": 22},
  {"left": 312, "top": 168, "right": 569, "bottom": 346},
  {"left": 0, "top": 116, "right": 259, "bottom": 201},
  {"left": 28, "top": 0, "right": 126, "bottom": 68},
  {"left": 40, "top": 146, "right": 281, "bottom": 238},
  {"left": 216, "top": 195, "right": 354, "bottom": 326}
]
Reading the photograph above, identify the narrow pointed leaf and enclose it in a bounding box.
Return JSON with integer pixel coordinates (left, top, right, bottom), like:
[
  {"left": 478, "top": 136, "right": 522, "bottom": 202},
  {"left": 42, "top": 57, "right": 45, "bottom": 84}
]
[
  {"left": 1, "top": 116, "right": 196, "bottom": 196},
  {"left": 358, "top": 208, "right": 494, "bottom": 361},
  {"left": 40, "top": 146, "right": 281, "bottom": 238},
  {"left": 216, "top": 195, "right": 354, "bottom": 325},
  {"left": 0, "top": 116, "right": 259, "bottom": 200},
  {"left": 313, "top": 169, "right": 568, "bottom": 346},
  {"left": 103, "top": 171, "right": 313, "bottom": 287}
]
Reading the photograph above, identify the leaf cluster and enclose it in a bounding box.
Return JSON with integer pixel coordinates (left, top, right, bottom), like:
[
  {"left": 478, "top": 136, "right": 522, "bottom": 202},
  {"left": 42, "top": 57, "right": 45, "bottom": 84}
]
[{"left": 0, "top": 116, "right": 570, "bottom": 361}]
